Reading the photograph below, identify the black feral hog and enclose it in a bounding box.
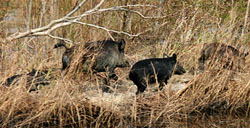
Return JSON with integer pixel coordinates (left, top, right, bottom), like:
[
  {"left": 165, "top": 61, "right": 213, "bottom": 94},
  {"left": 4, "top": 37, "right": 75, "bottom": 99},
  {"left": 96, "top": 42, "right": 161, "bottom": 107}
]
[
  {"left": 198, "top": 43, "right": 248, "bottom": 72},
  {"left": 129, "top": 54, "right": 186, "bottom": 95},
  {"left": 54, "top": 38, "right": 130, "bottom": 81},
  {"left": 3, "top": 69, "right": 50, "bottom": 91},
  {"left": 54, "top": 43, "right": 75, "bottom": 70},
  {"left": 83, "top": 39, "right": 130, "bottom": 80}
]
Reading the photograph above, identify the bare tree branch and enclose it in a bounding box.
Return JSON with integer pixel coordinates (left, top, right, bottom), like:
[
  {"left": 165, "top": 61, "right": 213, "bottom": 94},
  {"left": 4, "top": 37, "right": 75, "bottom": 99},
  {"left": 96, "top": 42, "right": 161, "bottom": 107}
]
[
  {"left": 3, "top": 0, "right": 166, "bottom": 42},
  {"left": 66, "top": 0, "right": 87, "bottom": 17},
  {"left": 4, "top": 0, "right": 104, "bottom": 41},
  {"left": 72, "top": 0, "right": 105, "bottom": 21},
  {"left": 72, "top": 6, "right": 167, "bottom": 19}
]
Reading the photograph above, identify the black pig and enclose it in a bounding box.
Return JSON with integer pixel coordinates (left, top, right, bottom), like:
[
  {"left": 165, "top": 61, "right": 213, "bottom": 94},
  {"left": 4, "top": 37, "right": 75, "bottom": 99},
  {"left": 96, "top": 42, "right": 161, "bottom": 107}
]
[
  {"left": 54, "top": 42, "right": 75, "bottom": 70},
  {"left": 83, "top": 39, "right": 130, "bottom": 80},
  {"left": 129, "top": 53, "right": 186, "bottom": 95},
  {"left": 54, "top": 38, "right": 130, "bottom": 81},
  {"left": 198, "top": 43, "right": 248, "bottom": 72},
  {"left": 4, "top": 69, "right": 50, "bottom": 91}
]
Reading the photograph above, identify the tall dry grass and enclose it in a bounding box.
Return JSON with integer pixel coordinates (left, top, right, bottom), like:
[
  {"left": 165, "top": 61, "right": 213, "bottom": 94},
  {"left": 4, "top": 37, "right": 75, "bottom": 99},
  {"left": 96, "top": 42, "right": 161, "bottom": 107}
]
[{"left": 0, "top": 0, "right": 250, "bottom": 127}]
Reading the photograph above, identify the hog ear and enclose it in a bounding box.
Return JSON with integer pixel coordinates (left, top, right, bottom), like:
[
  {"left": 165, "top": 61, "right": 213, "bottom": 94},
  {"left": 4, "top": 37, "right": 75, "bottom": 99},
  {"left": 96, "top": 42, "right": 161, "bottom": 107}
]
[
  {"left": 29, "top": 69, "right": 37, "bottom": 75},
  {"left": 244, "top": 51, "right": 249, "bottom": 57},
  {"left": 163, "top": 53, "right": 169, "bottom": 58},
  {"left": 171, "top": 53, "right": 177, "bottom": 60},
  {"left": 31, "top": 69, "right": 37, "bottom": 73},
  {"left": 118, "top": 38, "right": 126, "bottom": 51},
  {"left": 107, "top": 38, "right": 114, "bottom": 41}
]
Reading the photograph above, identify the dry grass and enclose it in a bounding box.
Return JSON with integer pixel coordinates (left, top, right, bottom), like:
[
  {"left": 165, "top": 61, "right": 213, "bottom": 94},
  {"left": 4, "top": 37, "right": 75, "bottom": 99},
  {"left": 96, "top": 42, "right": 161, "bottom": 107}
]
[{"left": 0, "top": 0, "right": 250, "bottom": 127}]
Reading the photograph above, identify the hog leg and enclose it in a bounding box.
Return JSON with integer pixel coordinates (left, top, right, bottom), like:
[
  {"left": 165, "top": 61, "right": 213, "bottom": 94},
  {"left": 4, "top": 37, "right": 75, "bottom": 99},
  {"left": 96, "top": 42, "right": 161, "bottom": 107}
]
[
  {"left": 109, "top": 67, "right": 118, "bottom": 81},
  {"left": 103, "top": 68, "right": 117, "bottom": 93},
  {"left": 159, "top": 77, "right": 170, "bottom": 91},
  {"left": 159, "top": 82, "right": 165, "bottom": 91},
  {"left": 135, "top": 79, "right": 147, "bottom": 95}
]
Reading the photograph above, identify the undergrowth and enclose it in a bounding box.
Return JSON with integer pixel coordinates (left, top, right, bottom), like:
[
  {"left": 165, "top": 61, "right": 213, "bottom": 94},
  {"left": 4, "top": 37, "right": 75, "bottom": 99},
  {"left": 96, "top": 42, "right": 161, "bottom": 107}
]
[{"left": 0, "top": 0, "right": 250, "bottom": 127}]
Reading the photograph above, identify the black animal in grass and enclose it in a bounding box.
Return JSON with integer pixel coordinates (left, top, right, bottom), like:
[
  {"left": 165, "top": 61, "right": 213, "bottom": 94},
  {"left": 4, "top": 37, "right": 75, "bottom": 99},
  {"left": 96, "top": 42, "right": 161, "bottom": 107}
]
[
  {"left": 4, "top": 69, "right": 50, "bottom": 91},
  {"left": 198, "top": 43, "right": 248, "bottom": 72},
  {"left": 54, "top": 38, "right": 130, "bottom": 81},
  {"left": 129, "top": 53, "right": 186, "bottom": 95},
  {"left": 54, "top": 42, "right": 75, "bottom": 71}
]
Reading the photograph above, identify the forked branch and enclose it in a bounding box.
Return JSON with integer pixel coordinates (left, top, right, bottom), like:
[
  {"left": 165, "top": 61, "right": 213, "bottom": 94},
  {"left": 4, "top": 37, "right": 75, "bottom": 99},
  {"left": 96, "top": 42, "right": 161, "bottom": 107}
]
[{"left": 3, "top": 0, "right": 166, "bottom": 43}]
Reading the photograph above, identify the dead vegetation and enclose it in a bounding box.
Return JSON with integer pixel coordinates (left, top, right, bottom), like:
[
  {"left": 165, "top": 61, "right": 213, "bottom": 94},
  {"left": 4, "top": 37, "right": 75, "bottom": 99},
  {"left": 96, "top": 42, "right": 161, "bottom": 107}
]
[{"left": 0, "top": 0, "right": 250, "bottom": 127}]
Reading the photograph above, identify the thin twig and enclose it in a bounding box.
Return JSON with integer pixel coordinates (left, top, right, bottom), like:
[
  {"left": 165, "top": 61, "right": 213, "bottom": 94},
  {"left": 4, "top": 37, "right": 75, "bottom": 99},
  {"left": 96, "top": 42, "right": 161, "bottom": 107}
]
[
  {"left": 70, "top": 20, "right": 139, "bottom": 37},
  {"left": 119, "top": 4, "right": 158, "bottom": 8},
  {"left": 48, "top": 34, "right": 73, "bottom": 44}
]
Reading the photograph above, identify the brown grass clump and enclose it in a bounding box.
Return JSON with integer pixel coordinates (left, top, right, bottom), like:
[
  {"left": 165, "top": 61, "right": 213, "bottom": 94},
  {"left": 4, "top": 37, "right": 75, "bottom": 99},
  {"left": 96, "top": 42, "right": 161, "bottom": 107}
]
[
  {"left": 131, "top": 67, "right": 250, "bottom": 127},
  {"left": 0, "top": 79, "right": 128, "bottom": 127}
]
